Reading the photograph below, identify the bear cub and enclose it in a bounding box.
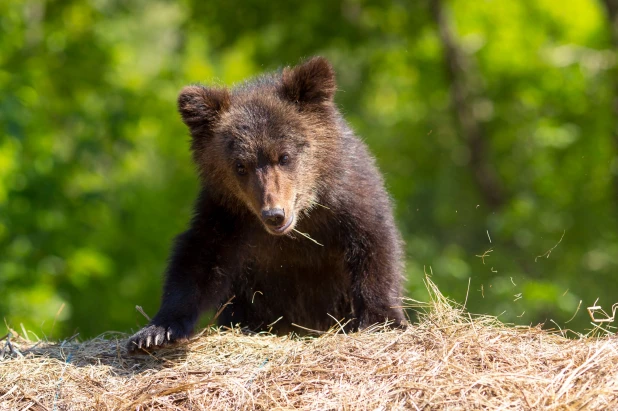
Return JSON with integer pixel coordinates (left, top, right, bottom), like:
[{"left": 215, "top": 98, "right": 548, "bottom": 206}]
[{"left": 127, "top": 57, "right": 406, "bottom": 352}]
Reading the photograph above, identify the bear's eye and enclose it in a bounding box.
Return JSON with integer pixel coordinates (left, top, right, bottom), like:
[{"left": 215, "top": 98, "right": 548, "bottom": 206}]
[
  {"left": 279, "top": 154, "right": 290, "bottom": 166},
  {"left": 236, "top": 162, "right": 247, "bottom": 176}
]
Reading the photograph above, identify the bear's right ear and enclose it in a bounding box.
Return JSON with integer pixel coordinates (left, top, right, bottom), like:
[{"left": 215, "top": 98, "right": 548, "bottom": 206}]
[
  {"left": 280, "top": 57, "right": 336, "bottom": 107},
  {"left": 177, "top": 85, "right": 230, "bottom": 133}
]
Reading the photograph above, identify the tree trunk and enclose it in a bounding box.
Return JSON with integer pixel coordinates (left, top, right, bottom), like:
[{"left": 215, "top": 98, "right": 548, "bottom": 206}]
[
  {"left": 601, "top": 0, "right": 618, "bottom": 205},
  {"left": 429, "top": 0, "right": 505, "bottom": 209}
]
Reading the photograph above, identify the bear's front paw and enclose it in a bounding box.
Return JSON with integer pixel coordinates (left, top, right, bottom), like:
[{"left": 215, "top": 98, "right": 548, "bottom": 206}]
[
  {"left": 126, "top": 322, "right": 190, "bottom": 353},
  {"left": 359, "top": 310, "right": 407, "bottom": 330}
]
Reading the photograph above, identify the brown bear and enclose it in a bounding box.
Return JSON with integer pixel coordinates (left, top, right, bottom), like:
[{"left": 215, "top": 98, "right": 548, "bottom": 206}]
[{"left": 127, "top": 57, "right": 406, "bottom": 352}]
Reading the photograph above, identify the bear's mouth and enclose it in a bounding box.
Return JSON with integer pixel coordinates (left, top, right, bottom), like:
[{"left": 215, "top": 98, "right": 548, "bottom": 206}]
[{"left": 267, "top": 212, "right": 295, "bottom": 235}]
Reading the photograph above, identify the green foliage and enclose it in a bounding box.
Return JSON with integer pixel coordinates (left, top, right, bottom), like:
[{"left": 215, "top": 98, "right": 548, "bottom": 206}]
[{"left": 1, "top": 0, "right": 617, "bottom": 338}]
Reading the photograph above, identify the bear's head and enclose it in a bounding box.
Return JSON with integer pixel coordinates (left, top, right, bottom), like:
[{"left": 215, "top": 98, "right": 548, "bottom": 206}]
[{"left": 177, "top": 57, "right": 338, "bottom": 236}]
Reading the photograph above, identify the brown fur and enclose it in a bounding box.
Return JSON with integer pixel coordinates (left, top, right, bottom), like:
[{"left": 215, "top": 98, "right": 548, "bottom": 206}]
[{"left": 128, "top": 57, "right": 406, "bottom": 352}]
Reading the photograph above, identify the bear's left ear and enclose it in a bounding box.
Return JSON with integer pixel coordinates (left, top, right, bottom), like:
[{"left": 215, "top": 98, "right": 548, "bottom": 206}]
[
  {"left": 177, "top": 85, "right": 230, "bottom": 134},
  {"left": 280, "top": 56, "right": 336, "bottom": 106}
]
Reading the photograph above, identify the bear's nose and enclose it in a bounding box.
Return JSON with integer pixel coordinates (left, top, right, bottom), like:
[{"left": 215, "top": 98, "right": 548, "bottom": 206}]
[{"left": 261, "top": 208, "right": 285, "bottom": 227}]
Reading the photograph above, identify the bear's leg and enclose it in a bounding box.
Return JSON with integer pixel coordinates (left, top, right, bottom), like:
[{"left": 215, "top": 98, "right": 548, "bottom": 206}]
[
  {"left": 346, "top": 237, "right": 406, "bottom": 330},
  {"left": 127, "top": 229, "right": 232, "bottom": 352}
]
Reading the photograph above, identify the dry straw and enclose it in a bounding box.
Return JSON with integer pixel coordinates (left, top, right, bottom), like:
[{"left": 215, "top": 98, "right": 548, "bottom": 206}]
[{"left": 2, "top": 278, "right": 618, "bottom": 410}]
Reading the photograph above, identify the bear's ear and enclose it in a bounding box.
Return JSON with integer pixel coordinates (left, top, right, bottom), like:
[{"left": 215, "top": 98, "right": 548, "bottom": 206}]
[
  {"left": 177, "top": 85, "right": 230, "bottom": 133},
  {"left": 280, "top": 56, "right": 336, "bottom": 106}
]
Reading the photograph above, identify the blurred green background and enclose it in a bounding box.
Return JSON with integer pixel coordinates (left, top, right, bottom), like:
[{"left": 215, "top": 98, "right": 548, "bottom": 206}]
[{"left": 2, "top": 0, "right": 618, "bottom": 339}]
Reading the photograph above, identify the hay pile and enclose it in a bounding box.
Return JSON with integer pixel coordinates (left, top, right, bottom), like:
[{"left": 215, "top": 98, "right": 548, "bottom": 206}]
[{"left": 2, "top": 281, "right": 618, "bottom": 410}]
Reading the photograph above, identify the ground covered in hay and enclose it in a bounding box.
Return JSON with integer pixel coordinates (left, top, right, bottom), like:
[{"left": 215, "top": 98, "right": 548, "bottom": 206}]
[{"left": 2, "top": 284, "right": 618, "bottom": 410}]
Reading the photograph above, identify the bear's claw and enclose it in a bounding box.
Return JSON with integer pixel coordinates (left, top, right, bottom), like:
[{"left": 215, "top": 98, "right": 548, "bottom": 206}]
[{"left": 126, "top": 323, "right": 189, "bottom": 353}]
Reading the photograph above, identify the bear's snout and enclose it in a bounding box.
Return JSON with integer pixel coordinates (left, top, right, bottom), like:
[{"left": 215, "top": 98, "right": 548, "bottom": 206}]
[
  {"left": 260, "top": 208, "right": 295, "bottom": 235},
  {"left": 261, "top": 208, "right": 285, "bottom": 227}
]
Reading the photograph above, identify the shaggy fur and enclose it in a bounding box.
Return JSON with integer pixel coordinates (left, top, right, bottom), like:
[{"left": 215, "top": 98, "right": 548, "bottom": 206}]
[{"left": 127, "top": 57, "right": 405, "bottom": 352}]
